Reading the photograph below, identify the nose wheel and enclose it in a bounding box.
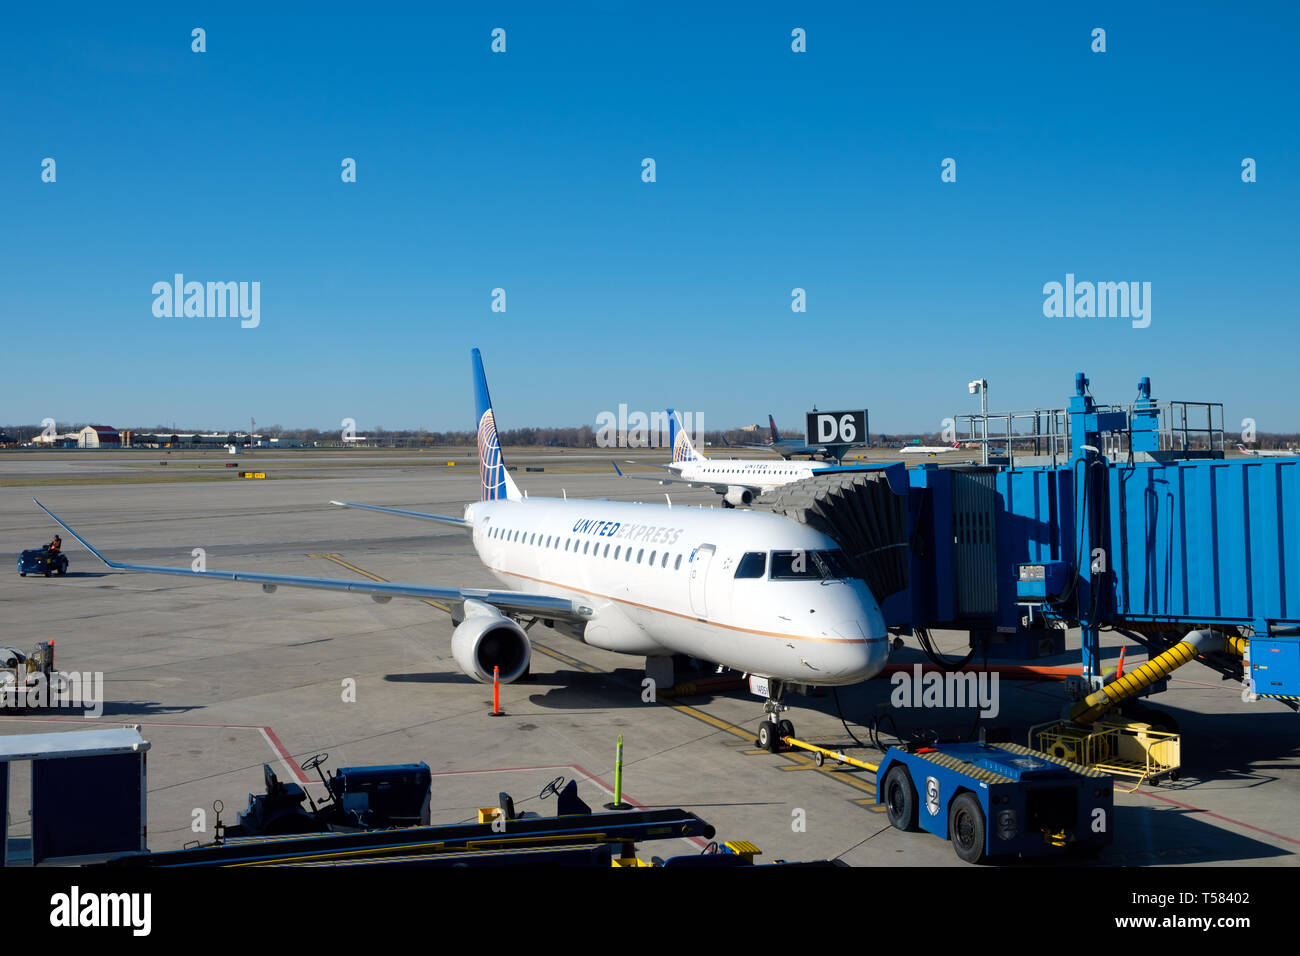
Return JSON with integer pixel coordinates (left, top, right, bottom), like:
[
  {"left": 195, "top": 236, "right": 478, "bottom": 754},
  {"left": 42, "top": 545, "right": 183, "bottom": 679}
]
[{"left": 754, "top": 680, "right": 793, "bottom": 752}]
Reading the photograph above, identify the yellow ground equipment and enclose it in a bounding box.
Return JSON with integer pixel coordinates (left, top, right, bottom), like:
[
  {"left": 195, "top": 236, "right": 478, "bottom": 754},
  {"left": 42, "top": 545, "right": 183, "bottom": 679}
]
[
  {"left": 1030, "top": 718, "right": 1180, "bottom": 788},
  {"left": 1068, "top": 629, "right": 1242, "bottom": 724},
  {"left": 1028, "top": 629, "right": 1243, "bottom": 786}
]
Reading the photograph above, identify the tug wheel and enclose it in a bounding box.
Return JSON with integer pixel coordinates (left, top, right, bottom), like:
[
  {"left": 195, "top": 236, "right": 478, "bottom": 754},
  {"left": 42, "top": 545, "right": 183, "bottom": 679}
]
[
  {"left": 883, "top": 765, "right": 919, "bottom": 832},
  {"left": 949, "top": 792, "right": 987, "bottom": 864}
]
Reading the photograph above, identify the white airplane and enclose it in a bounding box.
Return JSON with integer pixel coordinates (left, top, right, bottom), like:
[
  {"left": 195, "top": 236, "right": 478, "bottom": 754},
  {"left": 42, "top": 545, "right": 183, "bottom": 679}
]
[
  {"left": 897, "top": 443, "right": 963, "bottom": 456},
  {"left": 612, "top": 410, "right": 846, "bottom": 507},
  {"left": 34, "top": 350, "right": 890, "bottom": 749},
  {"left": 1237, "top": 443, "right": 1297, "bottom": 458}
]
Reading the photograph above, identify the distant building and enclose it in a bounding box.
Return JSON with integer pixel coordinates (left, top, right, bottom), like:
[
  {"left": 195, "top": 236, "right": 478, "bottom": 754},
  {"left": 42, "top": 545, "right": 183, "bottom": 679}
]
[{"left": 77, "top": 425, "right": 121, "bottom": 448}]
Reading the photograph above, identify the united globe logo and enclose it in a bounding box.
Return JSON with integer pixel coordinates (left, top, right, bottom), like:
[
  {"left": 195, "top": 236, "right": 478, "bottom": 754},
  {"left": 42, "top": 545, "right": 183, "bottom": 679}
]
[{"left": 478, "top": 409, "right": 506, "bottom": 500}]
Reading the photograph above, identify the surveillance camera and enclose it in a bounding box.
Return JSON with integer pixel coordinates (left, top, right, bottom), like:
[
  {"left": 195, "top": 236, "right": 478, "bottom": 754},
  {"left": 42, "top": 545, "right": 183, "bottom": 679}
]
[{"left": 968, "top": 381, "right": 980, "bottom": 394}]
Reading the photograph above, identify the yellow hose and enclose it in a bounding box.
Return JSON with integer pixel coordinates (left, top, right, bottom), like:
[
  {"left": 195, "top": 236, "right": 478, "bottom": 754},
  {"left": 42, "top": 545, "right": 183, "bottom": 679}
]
[{"left": 1070, "top": 629, "right": 1230, "bottom": 724}]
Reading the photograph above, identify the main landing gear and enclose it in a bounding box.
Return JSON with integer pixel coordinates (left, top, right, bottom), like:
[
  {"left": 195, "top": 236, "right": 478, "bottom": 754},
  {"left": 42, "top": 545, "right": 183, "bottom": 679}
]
[{"left": 755, "top": 678, "right": 795, "bottom": 753}]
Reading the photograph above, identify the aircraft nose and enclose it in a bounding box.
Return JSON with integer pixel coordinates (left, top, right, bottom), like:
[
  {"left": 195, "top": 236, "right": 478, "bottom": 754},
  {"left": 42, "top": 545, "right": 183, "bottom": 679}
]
[{"left": 828, "top": 613, "right": 890, "bottom": 682}]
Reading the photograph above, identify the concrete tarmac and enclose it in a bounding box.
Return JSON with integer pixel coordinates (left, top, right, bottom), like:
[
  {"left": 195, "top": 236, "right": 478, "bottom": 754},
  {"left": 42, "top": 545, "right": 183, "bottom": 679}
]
[{"left": 0, "top": 450, "right": 1296, "bottom": 866}]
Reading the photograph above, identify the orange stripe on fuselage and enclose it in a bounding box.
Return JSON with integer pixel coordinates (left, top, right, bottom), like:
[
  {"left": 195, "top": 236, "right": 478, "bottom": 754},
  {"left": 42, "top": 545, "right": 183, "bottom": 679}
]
[{"left": 485, "top": 564, "right": 873, "bottom": 645}]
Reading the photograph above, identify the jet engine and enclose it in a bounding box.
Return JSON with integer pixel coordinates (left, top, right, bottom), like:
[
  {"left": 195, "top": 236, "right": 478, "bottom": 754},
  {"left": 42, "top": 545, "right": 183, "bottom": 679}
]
[
  {"left": 451, "top": 600, "right": 531, "bottom": 683},
  {"left": 723, "top": 486, "right": 754, "bottom": 508}
]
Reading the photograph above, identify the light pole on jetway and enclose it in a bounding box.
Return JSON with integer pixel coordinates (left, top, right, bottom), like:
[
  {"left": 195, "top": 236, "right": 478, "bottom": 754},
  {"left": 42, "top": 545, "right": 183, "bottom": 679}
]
[{"left": 968, "top": 379, "right": 988, "bottom": 465}]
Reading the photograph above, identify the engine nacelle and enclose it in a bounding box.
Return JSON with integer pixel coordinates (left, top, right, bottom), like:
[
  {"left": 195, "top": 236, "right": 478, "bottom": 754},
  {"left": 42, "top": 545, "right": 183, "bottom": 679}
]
[
  {"left": 723, "top": 486, "right": 754, "bottom": 508},
  {"left": 451, "top": 600, "right": 531, "bottom": 683}
]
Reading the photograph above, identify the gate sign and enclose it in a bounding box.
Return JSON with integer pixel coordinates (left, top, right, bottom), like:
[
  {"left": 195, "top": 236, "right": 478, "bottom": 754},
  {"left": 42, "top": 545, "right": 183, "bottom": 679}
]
[{"left": 806, "top": 409, "right": 868, "bottom": 447}]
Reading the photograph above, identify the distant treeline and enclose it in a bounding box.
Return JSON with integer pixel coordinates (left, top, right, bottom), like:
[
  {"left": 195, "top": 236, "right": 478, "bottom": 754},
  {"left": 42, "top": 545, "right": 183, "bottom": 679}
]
[{"left": 4, "top": 422, "right": 1299, "bottom": 451}]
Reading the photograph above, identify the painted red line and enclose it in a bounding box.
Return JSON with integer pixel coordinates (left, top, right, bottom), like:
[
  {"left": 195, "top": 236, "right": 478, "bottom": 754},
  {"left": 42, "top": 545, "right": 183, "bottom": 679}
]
[
  {"left": 1135, "top": 790, "right": 1300, "bottom": 848},
  {"left": 259, "top": 726, "right": 310, "bottom": 784}
]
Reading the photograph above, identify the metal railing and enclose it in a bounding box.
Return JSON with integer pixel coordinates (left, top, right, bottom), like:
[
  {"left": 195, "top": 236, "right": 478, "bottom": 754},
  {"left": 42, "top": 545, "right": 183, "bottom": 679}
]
[
  {"left": 952, "top": 408, "right": 1073, "bottom": 468},
  {"left": 953, "top": 399, "right": 1225, "bottom": 468}
]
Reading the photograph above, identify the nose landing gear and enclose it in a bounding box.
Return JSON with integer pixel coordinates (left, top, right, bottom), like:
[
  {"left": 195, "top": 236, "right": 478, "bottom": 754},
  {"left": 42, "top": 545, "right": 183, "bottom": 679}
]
[{"left": 755, "top": 679, "right": 795, "bottom": 752}]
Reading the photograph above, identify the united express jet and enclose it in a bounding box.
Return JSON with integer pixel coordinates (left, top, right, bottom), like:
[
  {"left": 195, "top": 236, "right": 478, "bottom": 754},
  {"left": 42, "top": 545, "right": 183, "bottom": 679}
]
[{"left": 35, "top": 350, "right": 890, "bottom": 747}]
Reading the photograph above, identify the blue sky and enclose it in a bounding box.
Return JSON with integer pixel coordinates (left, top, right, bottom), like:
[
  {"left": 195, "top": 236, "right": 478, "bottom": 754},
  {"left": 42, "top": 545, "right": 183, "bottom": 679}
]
[{"left": 2, "top": 2, "right": 1297, "bottom": 435}]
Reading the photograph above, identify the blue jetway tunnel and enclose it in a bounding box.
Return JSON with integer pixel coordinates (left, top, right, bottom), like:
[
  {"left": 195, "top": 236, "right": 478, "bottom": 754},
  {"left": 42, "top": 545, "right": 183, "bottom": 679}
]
[{"left": 821, "top": 373, "right": 1300, "bottom": 709}]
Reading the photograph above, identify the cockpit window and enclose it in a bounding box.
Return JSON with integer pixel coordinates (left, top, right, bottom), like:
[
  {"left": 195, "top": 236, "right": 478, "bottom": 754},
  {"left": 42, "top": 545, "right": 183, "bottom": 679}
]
[
  {"left": 769, "top": 549, "right": 851, "bottom": 581},
  {"left": 734, "top": 552, "right": 766, "bottom": 579}
]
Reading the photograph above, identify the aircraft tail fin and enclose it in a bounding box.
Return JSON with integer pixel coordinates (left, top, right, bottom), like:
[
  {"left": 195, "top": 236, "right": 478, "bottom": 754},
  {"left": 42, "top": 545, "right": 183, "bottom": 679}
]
[
  {"left": 472, "top": 349, "right": 522, "bottom": 502},
  {"left": 769, "top": 414, "right": 782, "bottom": 443},
  {"left": 668, "top": 409, "right": 702, "bottom": 463}
]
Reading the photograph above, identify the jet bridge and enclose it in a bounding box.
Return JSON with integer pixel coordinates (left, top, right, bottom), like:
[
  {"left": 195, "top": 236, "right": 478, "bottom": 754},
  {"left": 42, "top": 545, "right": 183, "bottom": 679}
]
[
  {"left": 751, "top": 466, "right": 912, "bottom": 622},
  {"left": 757, "top": 372, "right": 1300, "bottom": 712},
  {"left": 940, "top": 374, "right": 1299, "bottom": 709}
]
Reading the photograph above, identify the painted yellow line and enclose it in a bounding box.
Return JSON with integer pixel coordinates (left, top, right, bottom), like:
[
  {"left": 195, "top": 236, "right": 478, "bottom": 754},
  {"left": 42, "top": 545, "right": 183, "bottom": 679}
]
[
  {"left": 665, "top": 702, "right": 753, "bottom": 740},
  {"left": 531, "top": 644, "right": 601, "bottom": 674}
]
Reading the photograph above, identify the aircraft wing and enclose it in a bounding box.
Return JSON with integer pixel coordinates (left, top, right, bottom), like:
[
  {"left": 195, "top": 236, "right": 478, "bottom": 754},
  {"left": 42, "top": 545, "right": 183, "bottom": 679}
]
[
  {"left": 33, "top": 499, "right": 590, "bottom": 622},
  {"left": 330, "top": 499, "right": 470, "bottom": 529}
]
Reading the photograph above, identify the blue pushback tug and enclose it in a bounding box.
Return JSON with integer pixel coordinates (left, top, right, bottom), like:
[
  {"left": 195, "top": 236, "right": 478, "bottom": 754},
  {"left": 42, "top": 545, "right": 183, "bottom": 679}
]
[
  {"left": 875, "top": 741, "right": 1114, "bottom": 863},
  {"left": 18, "top": 547, "right": 67, "bottom": 577}
]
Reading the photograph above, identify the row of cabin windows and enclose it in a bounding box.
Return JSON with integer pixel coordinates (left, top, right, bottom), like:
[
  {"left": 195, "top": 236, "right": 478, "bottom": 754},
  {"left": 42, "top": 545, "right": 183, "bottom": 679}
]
[
  {"left": 486, "top": 525, "right": 684, "bottom": 570},
  {"left": 706, "top": 467, "right": 803, "bottom": 475}
]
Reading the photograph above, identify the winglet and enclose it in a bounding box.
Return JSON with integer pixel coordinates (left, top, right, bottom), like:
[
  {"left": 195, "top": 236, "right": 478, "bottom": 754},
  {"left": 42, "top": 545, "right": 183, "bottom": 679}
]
[
  {"left": 32, "top": 499, "right": 117, "bottom": 568},
  {"left": 610, "top": 460, "right": 624, "bottom": 477}
]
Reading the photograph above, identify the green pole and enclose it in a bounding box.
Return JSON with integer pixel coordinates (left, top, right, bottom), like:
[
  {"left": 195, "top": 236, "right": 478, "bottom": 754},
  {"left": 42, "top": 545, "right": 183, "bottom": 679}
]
[
  {"left": 605, "top": 734, "right": 629, "bottom": 810},
  {"left": 614, "top": 734, "right": 624, "bottom": 804}
]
